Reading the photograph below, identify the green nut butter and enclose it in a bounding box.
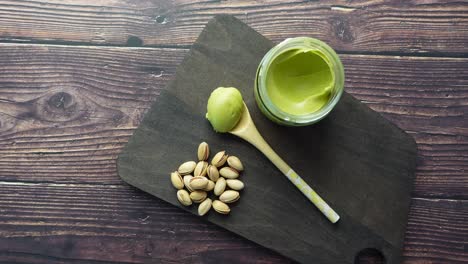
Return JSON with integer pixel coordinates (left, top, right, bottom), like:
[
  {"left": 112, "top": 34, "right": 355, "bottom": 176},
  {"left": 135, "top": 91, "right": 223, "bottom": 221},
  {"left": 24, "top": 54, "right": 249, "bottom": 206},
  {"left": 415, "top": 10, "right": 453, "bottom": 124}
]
[
  {"left": 206, "top": 87, "right": 244, "bottom": 132},
  {"left": 266, "top": 48, "right": 334, "bottom": 115}
]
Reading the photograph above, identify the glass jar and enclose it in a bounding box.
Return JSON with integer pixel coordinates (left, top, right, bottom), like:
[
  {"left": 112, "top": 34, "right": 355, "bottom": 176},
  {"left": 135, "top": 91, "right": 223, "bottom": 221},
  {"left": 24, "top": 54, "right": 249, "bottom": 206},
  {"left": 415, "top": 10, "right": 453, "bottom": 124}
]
[{"left": 254, "top": 37, "right": 345, "bottom": 126}]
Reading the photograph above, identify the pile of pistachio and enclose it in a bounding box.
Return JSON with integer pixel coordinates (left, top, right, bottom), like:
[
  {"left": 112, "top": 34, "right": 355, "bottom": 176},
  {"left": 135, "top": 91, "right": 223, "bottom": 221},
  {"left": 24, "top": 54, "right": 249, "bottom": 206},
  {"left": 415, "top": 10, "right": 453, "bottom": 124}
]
[{"left": 170, "top": 142, "right": 245, "bottom": 216}]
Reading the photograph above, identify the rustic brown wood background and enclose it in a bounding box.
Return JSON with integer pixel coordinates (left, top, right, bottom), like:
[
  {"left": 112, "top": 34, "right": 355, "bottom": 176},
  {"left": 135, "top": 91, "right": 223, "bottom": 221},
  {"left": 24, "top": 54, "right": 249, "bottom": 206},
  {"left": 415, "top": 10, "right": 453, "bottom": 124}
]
[{"left": 0, "top": 0, "right": 466, "bottom": 263}]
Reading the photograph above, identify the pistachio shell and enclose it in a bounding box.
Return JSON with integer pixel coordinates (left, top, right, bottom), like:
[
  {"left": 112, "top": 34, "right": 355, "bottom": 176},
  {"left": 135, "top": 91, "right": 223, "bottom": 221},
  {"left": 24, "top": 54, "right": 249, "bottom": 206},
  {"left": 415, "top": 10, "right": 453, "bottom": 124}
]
[
  {"left": 183, "top": 175, "right": 194, "bottom": 192},
  {"left": 194, "top": 161, "right": 208, "bottom": 176},
  {"left": 211, "top": 151, "right": 228, "bottom": 167},
  {"left": 219, "top": 190, "right": 240, "bottom": 203},
  {"left": 189, "top": 176, "right": 209, "bottom": 190},
  {"left": 178, "top": 161, "right": 196, "bottom": 175},
  {"left": 207, "top": 165, "right": 220, "bottom": 182},
  {"left": 212, "top": 200, "right": 230, "bottom": 214},
  {"left": 203, "top": 180, "right": 215, "bottom": 192},
  {"left": 197, "top": 142, "right": 210, "bottom": 161},
  {"left": 219, "top": 167, "right": 239, "bottom": 179},
  {"left": 214, "top": 177, "right": 226, "bottom": 196},
  {"left": 176, "top": 189, "right": 192, "bottom": 206},
  {"left": 226, "top": 179, "right": 244, "bottom": 191},
  {"left": 170, "top": 171, "right": 184, "bottom": 189},
  {"left": 227, "top": 156, "right": 244, "bottom": 171},
  {"left": 198, "top": 198, "right": 212, "bottom": 216},
  {"left": 206, "top": 166, "right": 219, "bottom": 182},
  {"left": 189, "top": 190, "right": 207, "bottom": 203}
]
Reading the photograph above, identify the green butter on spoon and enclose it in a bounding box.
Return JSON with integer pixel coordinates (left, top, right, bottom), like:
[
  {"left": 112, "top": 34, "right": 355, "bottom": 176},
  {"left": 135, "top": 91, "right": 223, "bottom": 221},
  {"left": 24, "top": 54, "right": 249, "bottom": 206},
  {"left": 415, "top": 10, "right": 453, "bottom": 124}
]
[
  {"left": 206, "top": 87, "right": 340, "bottom": 223},
  {"left": 206, "top": 87, "right": 244, "bottom": 133}
]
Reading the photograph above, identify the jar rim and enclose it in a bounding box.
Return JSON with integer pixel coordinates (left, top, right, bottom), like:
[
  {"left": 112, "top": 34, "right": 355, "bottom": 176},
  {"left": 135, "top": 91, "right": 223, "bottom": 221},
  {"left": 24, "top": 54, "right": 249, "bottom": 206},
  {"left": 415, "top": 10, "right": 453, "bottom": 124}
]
[{"left": 256, "top": 37, "right": 345, "bottom": 125}]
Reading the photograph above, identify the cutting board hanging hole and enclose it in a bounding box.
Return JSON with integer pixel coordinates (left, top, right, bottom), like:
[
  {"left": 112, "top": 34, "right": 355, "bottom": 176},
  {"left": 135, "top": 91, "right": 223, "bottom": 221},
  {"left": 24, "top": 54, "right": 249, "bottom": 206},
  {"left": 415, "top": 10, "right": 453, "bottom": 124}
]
[{"left": 354, "top": 248, "right": 385, "bottom": 264}]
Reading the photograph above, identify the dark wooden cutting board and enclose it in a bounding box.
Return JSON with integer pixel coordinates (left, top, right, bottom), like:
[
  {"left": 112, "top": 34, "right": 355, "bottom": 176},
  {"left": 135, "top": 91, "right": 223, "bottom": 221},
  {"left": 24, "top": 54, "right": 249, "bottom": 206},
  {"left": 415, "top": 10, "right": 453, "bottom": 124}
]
[{"left": 117, "top": 15, "right": 417, "bottom": 264}]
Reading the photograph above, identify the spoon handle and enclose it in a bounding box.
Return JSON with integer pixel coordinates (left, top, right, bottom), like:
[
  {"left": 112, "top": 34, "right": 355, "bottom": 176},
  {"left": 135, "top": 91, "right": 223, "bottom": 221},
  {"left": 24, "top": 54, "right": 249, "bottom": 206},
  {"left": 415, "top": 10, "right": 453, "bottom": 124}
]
[
  {"left": 283, "top": 169, "right": 340, "bottom": 223},
  {"left": 241, "top": 126, "right": 340, "bottom": 223}
]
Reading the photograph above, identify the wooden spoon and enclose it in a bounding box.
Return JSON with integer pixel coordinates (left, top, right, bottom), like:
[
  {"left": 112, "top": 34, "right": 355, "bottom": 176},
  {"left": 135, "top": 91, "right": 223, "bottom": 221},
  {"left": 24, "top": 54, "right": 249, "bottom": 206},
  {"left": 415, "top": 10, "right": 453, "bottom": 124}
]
[{"left": 229, "top": 103, "right": 340, "bottom": 223}]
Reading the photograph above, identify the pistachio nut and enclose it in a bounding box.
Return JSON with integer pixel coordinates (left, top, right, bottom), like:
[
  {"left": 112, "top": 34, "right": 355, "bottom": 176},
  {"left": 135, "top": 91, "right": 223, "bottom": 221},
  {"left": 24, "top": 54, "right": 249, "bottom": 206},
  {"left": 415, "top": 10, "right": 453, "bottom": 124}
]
[
  {"left": 214, "top": 177, "right": 226, "bottom": 196},
  {"left": 170, "top": 171, "right": 184, "bottom": 189},
  {"left": 177, "top": 189, "right": 192, "bottom": 206},
  {"left": 207, "top": 165, "right": 220, "bottom": 182},
  {"left": 226, "top": 179, "right": 244, "bottom": 191},
  {"left": 178, "top": 161, "right": 196, "bottom": 175},
  {"left": 211, "top": 151, "right": 228, "bottom": 167},
  {"left": 219, "top": 167, "right": 239, "bottom": 179},
  {"left": 194, "top": 161, "right": 208, "bottom": 177},
  {"left": 197, "top": 142, "right": 210, "bottom": 161},
  {"left": 203, "top": 180, "right": 215, "bottom": 192},
  {"left": 183, "top": 175, "right": 194, "bottom": 192},
  {"left": 219, "top": 190, "right": 240, "bottom": 203},
  {"left": 212, "top": 200, "right": 230, "bottom": 215},
  {"left": 198, "top": 198, "right": 212, "bottom": 216},
  {"left": 190, "top": 190, "right": 207, "bottom": 203},
  {"left": 189, "top": 176, "right": 209, "bottom": 190},
  {"left": 227, "top": 156, "right": 244, "bottom": 171}
]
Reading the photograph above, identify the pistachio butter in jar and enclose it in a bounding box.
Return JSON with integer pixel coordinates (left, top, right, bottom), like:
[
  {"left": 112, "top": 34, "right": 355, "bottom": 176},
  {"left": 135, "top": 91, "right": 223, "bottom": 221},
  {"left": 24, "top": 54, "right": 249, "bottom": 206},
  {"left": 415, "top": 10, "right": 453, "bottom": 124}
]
[{"left": 254, "top": 37, "right": 345, "bottom": 126}]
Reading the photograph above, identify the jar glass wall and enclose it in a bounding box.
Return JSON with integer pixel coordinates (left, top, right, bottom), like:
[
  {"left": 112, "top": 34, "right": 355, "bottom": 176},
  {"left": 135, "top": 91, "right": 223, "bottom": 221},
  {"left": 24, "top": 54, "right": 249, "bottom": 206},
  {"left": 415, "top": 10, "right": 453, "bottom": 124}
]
[{"left": 254, "top": 37, "right": 345, "bottom": 126}]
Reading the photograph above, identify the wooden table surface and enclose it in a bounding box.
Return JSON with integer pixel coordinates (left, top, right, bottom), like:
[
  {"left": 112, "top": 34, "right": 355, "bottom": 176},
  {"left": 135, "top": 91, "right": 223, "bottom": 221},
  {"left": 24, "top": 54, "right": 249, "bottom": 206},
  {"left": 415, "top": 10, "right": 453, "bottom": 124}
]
[{"left": 0, "top": 1, "right": 466, "bottom": 263}]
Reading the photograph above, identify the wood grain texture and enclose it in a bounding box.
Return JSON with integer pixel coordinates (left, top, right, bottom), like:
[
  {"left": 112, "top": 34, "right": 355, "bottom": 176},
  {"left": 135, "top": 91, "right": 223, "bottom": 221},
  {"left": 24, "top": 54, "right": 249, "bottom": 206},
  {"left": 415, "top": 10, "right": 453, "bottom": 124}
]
[
  {"left": 341, "top": 55, "right": 468, "bottom": 199},
  {"left": 0, "top": 0, "right": 467, "bottom": 54},
  {"left": 403, "top": 198, "right": 468, "bottom": 264},
  {"left": 0, "top": 182, "right": 292, "bottom": 264},
  {"left": 0, "top": 44, "right": 185, "bottom": 184},
  {"left": 0, "top": 44, "right": 466, "bottom": 199},
  {"left": 0, "top": 182, "right": 465, "bottom": 263}
]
